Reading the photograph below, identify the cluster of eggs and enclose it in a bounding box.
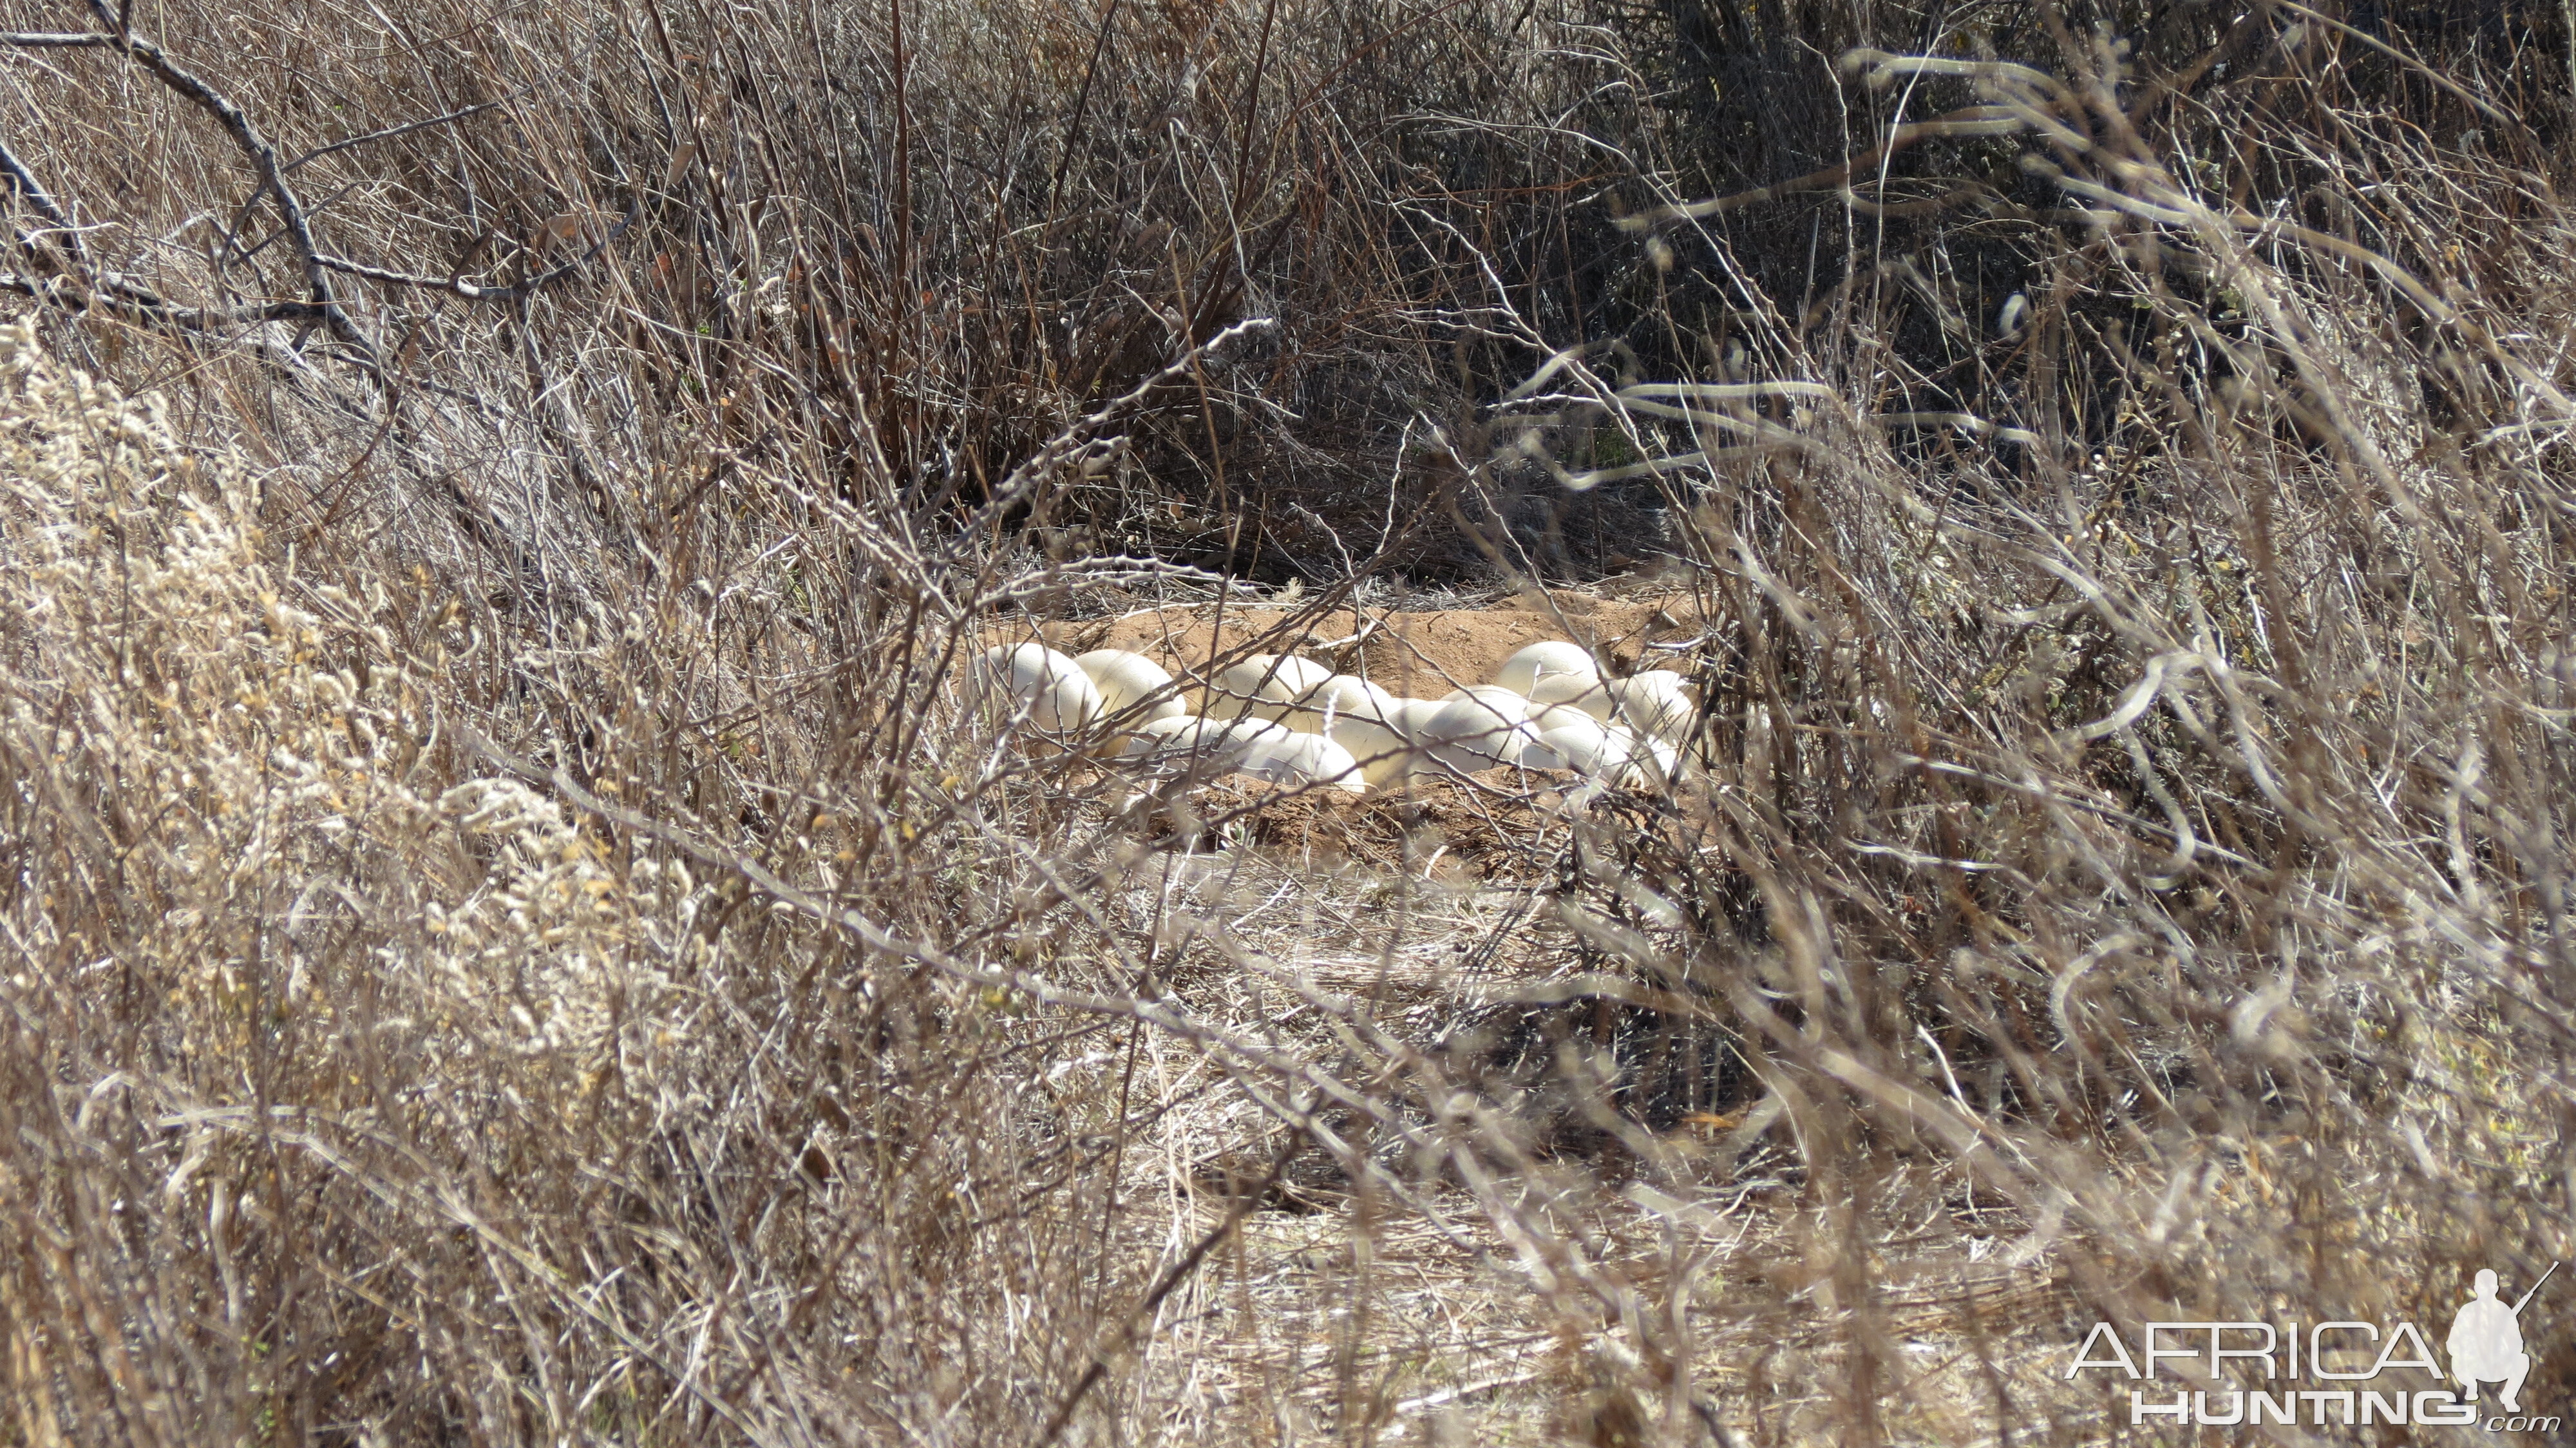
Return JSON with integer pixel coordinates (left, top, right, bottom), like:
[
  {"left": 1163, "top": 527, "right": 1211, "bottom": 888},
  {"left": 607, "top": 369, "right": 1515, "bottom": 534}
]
[{"left": 962, "top": 639, "right": 1700, "bottom": 794}]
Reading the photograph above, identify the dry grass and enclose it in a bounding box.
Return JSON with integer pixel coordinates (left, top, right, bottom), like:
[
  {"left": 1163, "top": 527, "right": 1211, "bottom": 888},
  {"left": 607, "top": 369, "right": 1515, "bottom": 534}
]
[{"left": 3, "top": 0, "right": 2573, "bottom": 1443}]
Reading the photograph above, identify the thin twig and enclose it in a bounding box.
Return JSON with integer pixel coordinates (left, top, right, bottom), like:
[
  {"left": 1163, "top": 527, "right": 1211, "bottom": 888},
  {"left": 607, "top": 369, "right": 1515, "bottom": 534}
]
[
  {"left": 283, "top": 90, "right": 529, "bottom": 175},
  {"left": 75, "top": 3, "right": 365, "bottom": 352}
]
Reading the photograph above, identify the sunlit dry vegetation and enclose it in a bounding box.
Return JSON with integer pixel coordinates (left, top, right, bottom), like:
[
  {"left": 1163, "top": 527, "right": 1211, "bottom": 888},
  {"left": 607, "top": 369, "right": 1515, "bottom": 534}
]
[{"left": 2, "top": 0, "right": 2572, "bottom": 1441}]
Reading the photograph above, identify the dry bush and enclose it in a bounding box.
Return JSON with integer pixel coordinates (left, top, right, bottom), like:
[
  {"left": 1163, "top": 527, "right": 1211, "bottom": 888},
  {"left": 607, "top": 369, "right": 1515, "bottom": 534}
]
[
  {"left": 3, "top": 0, "right": 1664, "bottom": 583},
  {"left": 1466, "top": 15, "right": 2576, "bottom": 1442},
  {"left": 2, "top": 0, "right": 2573, "bottom": 1445}
]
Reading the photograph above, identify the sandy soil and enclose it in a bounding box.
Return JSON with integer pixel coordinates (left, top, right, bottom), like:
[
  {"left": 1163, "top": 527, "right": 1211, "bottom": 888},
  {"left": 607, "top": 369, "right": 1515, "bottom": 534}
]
[{"left": 1154, "top": 768, "right": 1595, "bottom": 879}]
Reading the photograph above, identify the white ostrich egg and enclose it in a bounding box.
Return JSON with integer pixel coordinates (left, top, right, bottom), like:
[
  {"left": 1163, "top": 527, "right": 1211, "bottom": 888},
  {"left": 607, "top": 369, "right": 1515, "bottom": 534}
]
[
  {"left": 965, "top": 643, "right": 1103, "bottom": 738},
  {"left": 1420, "top": 688, "right": 1541, "bottom": 771},
  {"left": 1204, "top": 654, "right": 1335, "bottom": 723},
  {"left": 1075, "top": 649, "right": 1187, "bottom": 721},
  {"left": 1287, "top": 672, "right": 1397, "bottom": 734},
  {"left": 1495, "top": 640, "right": 1601, "bottom": 697}
]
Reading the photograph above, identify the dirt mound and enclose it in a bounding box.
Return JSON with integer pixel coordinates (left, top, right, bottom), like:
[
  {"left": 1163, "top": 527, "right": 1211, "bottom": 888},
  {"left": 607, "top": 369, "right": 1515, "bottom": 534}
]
[
  {"left": 1157, "top": 768, "right": 1598, "bottom": 879},
  {"left": 1006, "top": 589, "right": 1711, "bottom": 699}
]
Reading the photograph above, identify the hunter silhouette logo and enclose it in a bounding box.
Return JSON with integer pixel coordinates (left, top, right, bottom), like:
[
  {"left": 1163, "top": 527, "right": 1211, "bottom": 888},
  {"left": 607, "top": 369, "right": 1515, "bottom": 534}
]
[
  {"left": 2067, "top": 1262, "right": 2561, "bottom": 1432},
  {"left": 2451, "top": 1263, "right": 2551, "bottom": 1413}
]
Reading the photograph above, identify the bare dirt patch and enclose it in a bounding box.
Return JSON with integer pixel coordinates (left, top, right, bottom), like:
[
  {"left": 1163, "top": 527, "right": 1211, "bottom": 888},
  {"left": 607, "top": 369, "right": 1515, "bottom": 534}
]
[{"left": 1143, "top": 768, "right": 1605, "bottom": 879}]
